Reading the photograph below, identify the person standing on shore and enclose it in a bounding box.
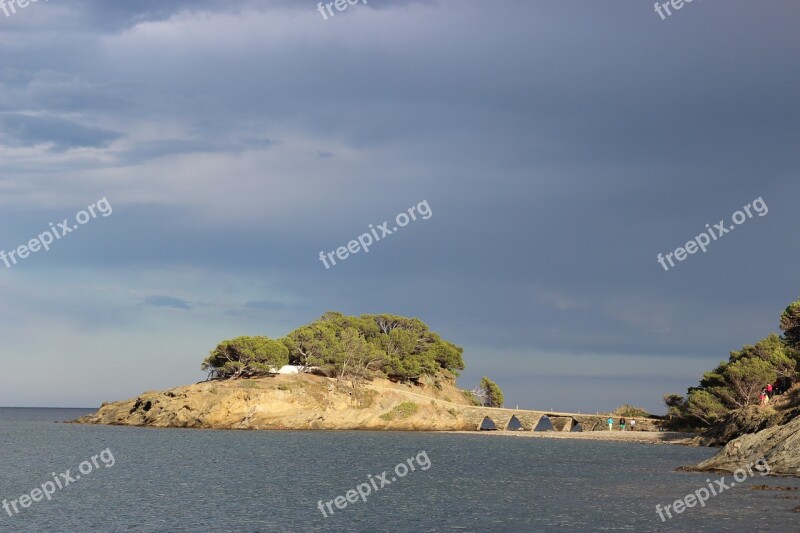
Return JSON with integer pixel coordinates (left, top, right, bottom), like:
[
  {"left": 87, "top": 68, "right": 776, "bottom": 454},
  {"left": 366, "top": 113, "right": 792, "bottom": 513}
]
[
  {"left": 607, "top": 417, "right": 613, "bottom": 430},
  {"left": 630, "top": 419, "right": 636, "bottom": 431},
  {"left": 767, "top": 382, "right": 773, "bottom": 400},
  {"left": 620, "top": 417, "right": 626, "bottom": 431}
]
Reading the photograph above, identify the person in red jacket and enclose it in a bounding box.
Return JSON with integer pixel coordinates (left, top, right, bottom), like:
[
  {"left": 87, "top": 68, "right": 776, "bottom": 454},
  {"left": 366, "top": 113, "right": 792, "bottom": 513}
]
[{"left": 767, "top": 383, "right": 773, "bottom": 400}]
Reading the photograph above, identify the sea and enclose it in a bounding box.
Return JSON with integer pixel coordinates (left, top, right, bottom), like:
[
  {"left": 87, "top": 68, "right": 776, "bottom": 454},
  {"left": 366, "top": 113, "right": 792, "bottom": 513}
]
[{"left": 1, "top": 408, "right": 798, "bottom": 532}]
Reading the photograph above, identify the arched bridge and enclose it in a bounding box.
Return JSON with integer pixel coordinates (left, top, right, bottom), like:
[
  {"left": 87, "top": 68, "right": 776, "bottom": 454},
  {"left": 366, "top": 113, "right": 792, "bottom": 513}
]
[
  {"left": 455, "top": 405, "right": 662, "bottom": 432},
  {"left": 366, "top": 384, "right": 662, "bottom": 432}
]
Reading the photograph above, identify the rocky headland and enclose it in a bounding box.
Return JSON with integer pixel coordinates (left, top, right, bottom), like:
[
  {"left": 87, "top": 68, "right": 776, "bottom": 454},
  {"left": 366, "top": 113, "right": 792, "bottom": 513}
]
[
  {"left": 686, "top": 387, "right": 800, "bottom": 477},
  {"left": 72, "top": 373, "right": 663, "bottom": 434},
  {"left": 74, "top": 374, "right": 476, "bottom": 430}
]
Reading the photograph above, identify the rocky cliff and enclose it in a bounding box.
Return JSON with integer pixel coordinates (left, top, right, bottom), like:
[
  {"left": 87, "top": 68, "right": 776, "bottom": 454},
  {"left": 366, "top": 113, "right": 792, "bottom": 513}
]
[
  {"left": 73, "top": 374, "right": 484, "bottom": 431},
  {"left": 73, "top": 373, "right": 657, "bottom": 432},
  {"left": 693, "top": 385, "right": 800, "bottom": 447},
  {"left": 685, "top": 415, "right": 800, "bottom": 477},
  {"left": 695, "top": 405, "right": 787, "bottom": 447},
  {"left": 685, "top": 386, "right": 800, "bottom": 476}
]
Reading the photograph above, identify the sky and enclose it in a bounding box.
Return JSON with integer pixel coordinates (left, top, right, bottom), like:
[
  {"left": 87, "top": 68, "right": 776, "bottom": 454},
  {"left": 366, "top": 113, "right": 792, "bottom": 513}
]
[{"left": 0, "top": 0, "right": 798, "bottom": 413}]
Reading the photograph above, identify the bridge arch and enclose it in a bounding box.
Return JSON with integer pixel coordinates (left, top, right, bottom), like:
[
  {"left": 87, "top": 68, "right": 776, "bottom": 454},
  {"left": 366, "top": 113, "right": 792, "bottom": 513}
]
[
  {"left": 505, "top": 415, "right": 524, "bottom": 431},
  {"left": 533, "top": 415, "right": 555, "bottom": 431},
  {"left": 479, "top": 416, "right": 498, "bottom": 431}
]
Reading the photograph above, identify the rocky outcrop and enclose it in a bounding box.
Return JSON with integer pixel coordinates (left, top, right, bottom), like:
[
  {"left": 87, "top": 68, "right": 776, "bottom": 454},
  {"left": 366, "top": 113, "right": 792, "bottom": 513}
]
[
  {"left": 74, "top": 374, "right": 481, "bottom": 431},
  {"left": 695, "top": 405, "right": 786, "bottom": 447},
  {"left": 73, "top": 373, "right": 661, "bottom": 432},
  {"left": 685, "top": 415, "right": 800, "bottom": 477}
]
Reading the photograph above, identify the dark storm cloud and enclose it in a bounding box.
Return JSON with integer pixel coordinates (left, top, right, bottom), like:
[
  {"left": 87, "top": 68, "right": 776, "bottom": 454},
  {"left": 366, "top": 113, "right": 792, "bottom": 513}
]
[
  {"left": 0, "top": 113, "right": 121, "bottom": 150},
  {"left": 0, "top": 0, "right": 438, "bottom": 33},
  {"left": 141, "top": 295, "right": 192, "bottom": 310},
  {"left": 0, "top": 0, "right": 798, "bottom": 412}
]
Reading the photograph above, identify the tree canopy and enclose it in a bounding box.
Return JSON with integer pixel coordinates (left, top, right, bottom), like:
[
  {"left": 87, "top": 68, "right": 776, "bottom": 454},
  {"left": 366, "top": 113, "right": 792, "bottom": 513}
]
[
  {"left": 780, "top": 299, "right": 800, "bottom": 351},
  {"left": 477, "top": 377, "right": 504, "bottom": 407},
  {"left": 283, "top": 312, "right": 465, "bottom": 382},
  {"left": 202, "top": 336, "right": 289, "bottom": 380},
  {"left": 202, "top": 312, "right": 466, "bottom": 384},
  {"left": 665, "top": 299, "right": 800, "bottom": 428}
]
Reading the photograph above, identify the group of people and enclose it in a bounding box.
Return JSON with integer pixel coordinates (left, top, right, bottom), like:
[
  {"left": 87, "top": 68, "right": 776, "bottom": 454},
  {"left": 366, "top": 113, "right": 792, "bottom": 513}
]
[
  {"left": 607, "top": 417, "right": 636, "bottom": 431},
  {"left": 758, "top": 377, "right": 792, "bottom": 406},
  {"left": 759, "top": 380, "right": 780, "bottom": 405}
]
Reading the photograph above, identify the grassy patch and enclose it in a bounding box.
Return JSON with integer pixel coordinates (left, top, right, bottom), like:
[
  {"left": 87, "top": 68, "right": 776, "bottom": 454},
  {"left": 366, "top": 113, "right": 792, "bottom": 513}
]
[
  {"left": 352, "top": 388, "right": 377, "bottom": 408},
  {"left": 380, "top": 401, "right": 419, "bottom": 421}
]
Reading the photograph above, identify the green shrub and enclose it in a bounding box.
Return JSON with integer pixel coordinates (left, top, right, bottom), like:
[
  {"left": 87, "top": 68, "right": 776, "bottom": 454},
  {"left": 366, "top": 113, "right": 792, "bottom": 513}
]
[
  {"left": 380, "top": 401, "right": 419, "bottom": 421},
  {"left": 614, "top": 404, "right": 653, "bottom": 418}
]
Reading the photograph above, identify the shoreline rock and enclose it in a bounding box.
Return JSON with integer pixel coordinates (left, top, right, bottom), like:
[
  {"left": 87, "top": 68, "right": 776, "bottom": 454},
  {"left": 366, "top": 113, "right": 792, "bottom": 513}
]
[
  {"left": 683, "top": 415, "right": 800, "bottom": 477},
  {"left": 694, "top": 405, "right": 795, "bottom": 447}
]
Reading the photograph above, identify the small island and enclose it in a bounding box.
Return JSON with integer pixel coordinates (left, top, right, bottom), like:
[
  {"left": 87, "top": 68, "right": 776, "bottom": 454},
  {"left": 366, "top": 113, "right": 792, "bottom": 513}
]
[
  {"left": 75, "top": 312, "right": 663, "bottom": 433},
  {"left": 76, "top": 303, "right": 800, "bottom": 480}
]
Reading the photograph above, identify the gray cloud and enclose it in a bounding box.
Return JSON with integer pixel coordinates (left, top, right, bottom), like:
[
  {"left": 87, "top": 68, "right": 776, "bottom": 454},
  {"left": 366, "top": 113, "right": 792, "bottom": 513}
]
[
  {"left": 0, "top": 0, "right": 798, "bottom": 413},
  {"left": 0, "top": 113, "right": 122, "bottom": 150},
  {"left": 142, "top": 296, "right": 192, "bottom": 310}
]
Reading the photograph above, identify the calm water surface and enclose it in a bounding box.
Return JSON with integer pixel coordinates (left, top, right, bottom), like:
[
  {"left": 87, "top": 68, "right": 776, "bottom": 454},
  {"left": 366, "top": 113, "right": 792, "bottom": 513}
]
[{"left": 1, "top": 408, "right": 798, "bottom": 532}]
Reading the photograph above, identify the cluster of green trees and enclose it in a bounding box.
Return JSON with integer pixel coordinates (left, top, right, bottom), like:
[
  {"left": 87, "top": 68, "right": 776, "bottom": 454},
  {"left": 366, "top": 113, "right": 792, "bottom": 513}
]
[
  {"left": 665, "top": 299, "right": 800, "bottom": 427},
  {"left": 202, "top": 312, "right": 466, "bottom": 385},
  {"left": 202, "top": 336, "right": 289, "bottom": 380},
  {"left": 475, "top": 377, "right": 504, "bottom": 407}
]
